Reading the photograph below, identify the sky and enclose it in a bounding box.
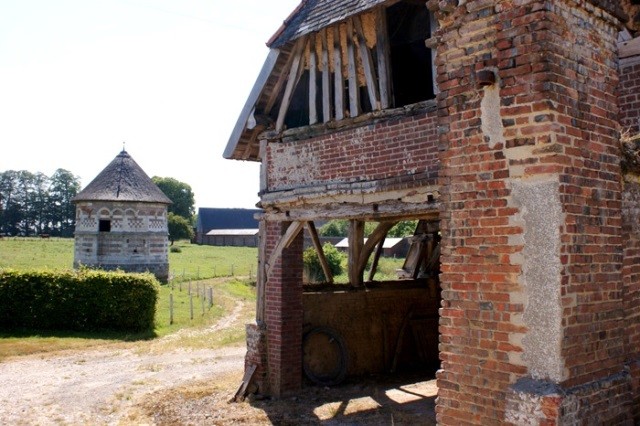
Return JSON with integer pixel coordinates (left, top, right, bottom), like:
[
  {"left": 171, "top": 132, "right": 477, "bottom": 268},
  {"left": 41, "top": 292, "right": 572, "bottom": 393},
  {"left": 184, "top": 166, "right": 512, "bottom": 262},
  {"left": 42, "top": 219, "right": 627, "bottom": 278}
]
[{"left": 0, "top": 0, "right": 300, "bottom": 210}]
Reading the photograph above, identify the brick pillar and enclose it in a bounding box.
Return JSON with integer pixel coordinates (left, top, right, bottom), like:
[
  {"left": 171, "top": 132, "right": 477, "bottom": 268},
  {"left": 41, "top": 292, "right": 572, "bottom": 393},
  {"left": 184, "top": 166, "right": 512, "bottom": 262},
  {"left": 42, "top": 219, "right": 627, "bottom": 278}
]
[
  {"left": 263, "top": 220, "right": 303, "bottom": 397},
  {"left": 435, "top": 0, "right": 633, "bottom": 423},
  {"left": 622, "top": 175, "right": 640, "bottom": 421},
  {"left": 620, "top": 48, "right": 640, "bottom": 424}
]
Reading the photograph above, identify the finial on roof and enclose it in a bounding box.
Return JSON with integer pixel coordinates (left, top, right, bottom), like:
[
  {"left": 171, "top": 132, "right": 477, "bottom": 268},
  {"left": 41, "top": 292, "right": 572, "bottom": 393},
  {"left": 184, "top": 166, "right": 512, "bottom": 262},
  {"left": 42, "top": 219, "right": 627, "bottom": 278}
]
[{"left": 122, "top": 141, "right": 126, "bottom": 153}]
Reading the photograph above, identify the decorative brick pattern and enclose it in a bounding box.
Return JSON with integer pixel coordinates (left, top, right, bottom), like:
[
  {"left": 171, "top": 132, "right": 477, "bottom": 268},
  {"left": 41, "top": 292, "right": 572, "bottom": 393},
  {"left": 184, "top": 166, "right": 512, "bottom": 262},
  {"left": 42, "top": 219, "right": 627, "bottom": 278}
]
[{"left": 73, "top": 201, "right": 169, "bottom": 282}]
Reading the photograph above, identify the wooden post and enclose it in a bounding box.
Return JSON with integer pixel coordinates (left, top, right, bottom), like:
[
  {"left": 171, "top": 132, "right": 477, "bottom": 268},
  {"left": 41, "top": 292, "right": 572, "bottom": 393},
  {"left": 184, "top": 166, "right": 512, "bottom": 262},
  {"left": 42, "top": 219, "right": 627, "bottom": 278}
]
[
  {"left": 201, "top": 293, "right": 205, "bottom": 316},
  {"left": 190, "top": 293, "right": 194, "bottom": 320},
  {"left": 348, "top": 219, "right": 365, "bottom": 286},
  {"left": 188, "top": 280, "right": 191, "bottom": 295},
  {"left": 309, "top": 33, "right": 318, "bottom": 125},
  {"left": 376, "top": 7, "right": 391, "bottom": 109},
  {"left": 169, "top": 293, "right": 174, "bottom": 325},
  {"left": 333, "top": 26, "right": 344, "bottom": 120},
  {"left": 208, "top": 287, "right": 213, "bottom": 307},
  {"left": 320, "top": 28, "right": 331, "bottom": 122},
  {"left": 346, "top": 18, "right": 359, "bottom": 117}
]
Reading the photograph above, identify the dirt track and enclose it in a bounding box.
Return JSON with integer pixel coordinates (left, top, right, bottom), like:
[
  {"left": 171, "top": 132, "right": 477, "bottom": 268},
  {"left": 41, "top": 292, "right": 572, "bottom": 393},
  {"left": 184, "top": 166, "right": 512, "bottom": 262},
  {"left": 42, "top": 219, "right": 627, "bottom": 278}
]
[{"left": 0, "top": 342, "right": 245, "bottom": 425}]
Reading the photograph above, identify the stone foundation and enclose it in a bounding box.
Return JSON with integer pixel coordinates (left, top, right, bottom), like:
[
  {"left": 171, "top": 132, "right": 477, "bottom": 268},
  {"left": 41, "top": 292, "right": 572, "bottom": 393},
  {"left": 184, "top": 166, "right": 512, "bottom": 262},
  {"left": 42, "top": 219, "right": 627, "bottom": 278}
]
[{"left": 505, "top": 371, "right": 634, "bottom": 425}]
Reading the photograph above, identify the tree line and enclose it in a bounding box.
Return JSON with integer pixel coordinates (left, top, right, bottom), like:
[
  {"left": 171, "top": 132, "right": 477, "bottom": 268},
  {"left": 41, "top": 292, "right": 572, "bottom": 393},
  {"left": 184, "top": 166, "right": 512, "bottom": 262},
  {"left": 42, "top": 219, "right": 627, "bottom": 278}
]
[
  {"left": 0, "top": 169, "right": 80, "bottom": 237},
  {"left": 0, "top": 170, "right": 197, "bottom": 241}
]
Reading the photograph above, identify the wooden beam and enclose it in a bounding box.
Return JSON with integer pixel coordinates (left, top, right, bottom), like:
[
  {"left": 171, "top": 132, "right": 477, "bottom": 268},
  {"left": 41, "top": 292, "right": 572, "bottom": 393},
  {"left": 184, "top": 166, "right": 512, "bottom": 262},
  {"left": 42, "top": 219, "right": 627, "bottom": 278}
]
[
  {"left": 619, "top": 37, "right": 640, "bottom": 59},
  {"left": 348, "top": 219, "right": 364, "bottom": 286},
  {"left": 367, "top": 236, "right": 385, "bottom": 281},
  {"left": 375, "top": 7, "right": 392, "bottom": 109},
  {"left": 333, "top": 26, "right": 345, "bottom": 120},
  {"left": 357, "top": 221, "right": 395, "bottom": 278},
  {"left": 306, "top": 221, "right": 333, "bottom": 284},
  {"left": 320, "top": 28, "right": 331, "bottom": 123},
  {"left": 275, "top": 37, "right": 306, "bottom": 132},
  {"left": 265, "top": 221, "right": 304, "bottom": 279},
  {"left": 264, "top": 46, "right": 297, "bottom": 114},
  {"left": 308, "top": 33, "right": 318, "bottom": 125},
  {"left": 353, "top": 15, "right": 380, "bottom": 110},
  {"left": 346, "top": 18, "right": 360, "bottom": 118}
]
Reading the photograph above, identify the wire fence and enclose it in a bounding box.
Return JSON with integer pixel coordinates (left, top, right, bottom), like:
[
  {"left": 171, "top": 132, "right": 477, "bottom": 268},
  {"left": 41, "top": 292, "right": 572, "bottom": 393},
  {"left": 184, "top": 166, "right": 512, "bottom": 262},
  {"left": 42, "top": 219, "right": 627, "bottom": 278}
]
[{"left": 168, "top": 264, "right": 255, "bottom": 283}]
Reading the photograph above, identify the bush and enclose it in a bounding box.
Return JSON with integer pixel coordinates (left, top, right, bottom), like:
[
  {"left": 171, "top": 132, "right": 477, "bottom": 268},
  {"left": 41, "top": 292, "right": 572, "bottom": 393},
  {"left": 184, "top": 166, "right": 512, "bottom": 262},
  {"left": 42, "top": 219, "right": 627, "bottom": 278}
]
[
  {"left": 0, "top": 269, "right": 159, "bottom": 332},
  {"left": 303, "top": 243, "right": 345, "bottom": 283},
  {"left": 170, "top": 246, "right": 182, "bottom": 253}
]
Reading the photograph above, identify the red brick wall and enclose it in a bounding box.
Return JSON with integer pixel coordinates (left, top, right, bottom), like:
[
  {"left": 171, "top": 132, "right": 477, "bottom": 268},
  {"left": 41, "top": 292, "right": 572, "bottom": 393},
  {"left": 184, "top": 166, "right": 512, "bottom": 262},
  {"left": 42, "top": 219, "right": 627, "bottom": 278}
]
[
  {"left": 622, "top": 180, "right": 640, "bottom": 417},
  {"left": 436, "top": 0, "right": 629, "bottom": 423},
  {"left": 619, "top": 59, "right": 640, "bottom": 133},
  {"left": 263, "top": 221, "right": 304, "bottom": 397},
  {"left": 265, "top": 111, "right": 438, "bottom": 193},
  {"left": 545, "top": 2, "right": 624, "bottom": 388}
]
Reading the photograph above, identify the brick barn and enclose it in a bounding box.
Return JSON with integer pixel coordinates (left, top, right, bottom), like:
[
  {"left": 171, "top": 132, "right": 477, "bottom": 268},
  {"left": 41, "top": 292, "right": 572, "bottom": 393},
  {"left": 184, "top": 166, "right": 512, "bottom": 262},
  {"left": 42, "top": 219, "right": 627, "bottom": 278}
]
[
  {"left": 224, "top": 0, "right": 640, "bottom": 423},
  {"left": 72, "top": 150, "right": 171, "bottom": 282}
]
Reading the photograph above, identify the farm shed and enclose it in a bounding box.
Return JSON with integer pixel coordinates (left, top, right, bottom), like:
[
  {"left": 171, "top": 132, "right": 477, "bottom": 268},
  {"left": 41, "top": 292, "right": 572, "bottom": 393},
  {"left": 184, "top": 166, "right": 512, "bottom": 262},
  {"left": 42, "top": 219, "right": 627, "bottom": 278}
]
[
  {"left": 195, "top": 207, "right": 260, "bottom": 245},
  {"left": 335, "top": 236, "right": 408, "bottom": 257},
  {"left": 72, "top": 150, "right": 171, "bottom": 282},
  {"left": 203, "top": 228, "right": 259, "bottom": 247},
  {"left": 224, "top": 0, "right": 640, "bottom": 423}
]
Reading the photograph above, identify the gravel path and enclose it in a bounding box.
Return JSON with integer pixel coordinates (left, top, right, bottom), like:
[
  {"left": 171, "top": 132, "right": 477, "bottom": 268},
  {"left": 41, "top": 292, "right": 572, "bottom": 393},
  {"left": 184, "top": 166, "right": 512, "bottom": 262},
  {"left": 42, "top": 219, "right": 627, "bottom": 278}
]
[{"left": 0, "top": 309, "right": 246, "bottom": 425}]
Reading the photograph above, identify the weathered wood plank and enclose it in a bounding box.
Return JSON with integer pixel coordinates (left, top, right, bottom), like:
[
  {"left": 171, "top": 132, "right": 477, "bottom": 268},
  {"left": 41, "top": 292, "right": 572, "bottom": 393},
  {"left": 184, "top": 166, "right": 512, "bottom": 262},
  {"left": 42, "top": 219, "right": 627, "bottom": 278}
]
[
  {"left": 346, "top": 19, "right": 360, "bottom": 117},
  {"left": 353, "top": 15, "right": 380, "bottom": 110},
  {"left": 619, "top": 37, "right": 640, "bottom": 59},
  {"left": 308, "top": 33, "right": 318, "bottom": 125},
  {"left": 320, "top": 28, "right": 331, "bottom": 122},
  {"left": 375, "top": 7, "right": 391, "bottom": 109},
  {"left": 261, "top": 99, "right": 436, "bottom": 142},
  {"left": 333, "top": 26, "right": 345, "bottom": 120},
  {"left": 265, "top": 221, "right": 304, "bottom": 279},
  {"left": 276, "top": 38, "right": 306, "bottom": 132},
  {"left": 348, "top": 219, "right": 364, "bottom": 286},
  {"left": 306, "top": 221, "right": 334, "bottom": 284}
]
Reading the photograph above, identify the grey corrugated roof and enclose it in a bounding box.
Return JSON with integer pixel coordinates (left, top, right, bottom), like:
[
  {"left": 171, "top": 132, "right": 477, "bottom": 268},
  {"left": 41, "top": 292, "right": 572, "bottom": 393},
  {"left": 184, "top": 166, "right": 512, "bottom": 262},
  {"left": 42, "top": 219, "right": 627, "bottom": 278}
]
[
  {"left": 268, "top": 0, "right": 387, "bottom": 48},
  {"left": 73, "top": 150, "right": 172, "bottom": 204}
]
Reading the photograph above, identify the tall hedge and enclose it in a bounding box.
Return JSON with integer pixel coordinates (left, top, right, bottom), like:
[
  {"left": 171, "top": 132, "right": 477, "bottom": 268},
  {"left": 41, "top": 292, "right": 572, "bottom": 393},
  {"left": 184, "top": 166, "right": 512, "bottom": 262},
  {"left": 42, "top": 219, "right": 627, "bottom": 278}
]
[{"left": 0, "top": 269, "right": 158, "bottom": 332}]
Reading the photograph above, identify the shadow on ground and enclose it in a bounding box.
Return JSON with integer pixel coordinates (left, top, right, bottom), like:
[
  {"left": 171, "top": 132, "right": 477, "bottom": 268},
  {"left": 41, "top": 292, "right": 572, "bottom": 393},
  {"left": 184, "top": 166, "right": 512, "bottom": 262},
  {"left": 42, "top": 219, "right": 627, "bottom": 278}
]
[{"left": 249, "top": 372, "right": 437, "bottom": 425}]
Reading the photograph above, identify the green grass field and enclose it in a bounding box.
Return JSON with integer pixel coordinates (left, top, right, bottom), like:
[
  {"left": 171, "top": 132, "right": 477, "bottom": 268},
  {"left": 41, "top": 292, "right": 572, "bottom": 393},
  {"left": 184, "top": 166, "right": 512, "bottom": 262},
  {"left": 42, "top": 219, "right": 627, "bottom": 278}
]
[
  {"left": 0, "top": 238, "right": 258, "bottom": 359},
  {"left": 0, "top": 238, "right": 258, "bottom": 280}
]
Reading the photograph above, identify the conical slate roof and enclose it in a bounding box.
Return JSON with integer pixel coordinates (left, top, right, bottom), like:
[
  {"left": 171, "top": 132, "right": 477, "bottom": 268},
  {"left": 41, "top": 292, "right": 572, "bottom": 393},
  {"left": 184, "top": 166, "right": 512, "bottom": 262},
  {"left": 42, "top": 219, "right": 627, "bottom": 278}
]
[{"left": 73, "top": 150, "right": 172, "bottom": 204}]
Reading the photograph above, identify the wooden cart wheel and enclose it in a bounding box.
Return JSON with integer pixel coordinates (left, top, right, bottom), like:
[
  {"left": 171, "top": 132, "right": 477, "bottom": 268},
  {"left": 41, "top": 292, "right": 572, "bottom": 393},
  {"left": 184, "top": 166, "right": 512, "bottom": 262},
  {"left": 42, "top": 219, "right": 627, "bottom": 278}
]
[{"left": 302, "top": 326, "right": 348, "bottom": 386}]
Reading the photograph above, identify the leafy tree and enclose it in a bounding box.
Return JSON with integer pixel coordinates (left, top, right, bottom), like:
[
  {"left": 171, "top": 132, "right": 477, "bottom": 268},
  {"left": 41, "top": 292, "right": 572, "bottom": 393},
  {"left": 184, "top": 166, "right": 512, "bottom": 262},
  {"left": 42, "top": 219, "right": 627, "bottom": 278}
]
[
  {"left": 387, "top": 220, "right": 418, "bottom": 237},
  {"left": 0, "top": 171, "right": 20, "bottom": 236},
  {"left": 167, "top": 213, "right": 194, "bottom": 245},
  {"left": 0, "top": 169, "right": 80, "bottom": 237},
  {"left": 303, "top": 242, "right": 345, "bottom": 283},
  {"left": 152, "top": 177, "right": 195, "bottom": 221},
  {"left": 48, "top": 169, "right": 81, "bottom": 237},
  {"left": 318, "top": 220, "right": 383, "bottom": 237}
]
